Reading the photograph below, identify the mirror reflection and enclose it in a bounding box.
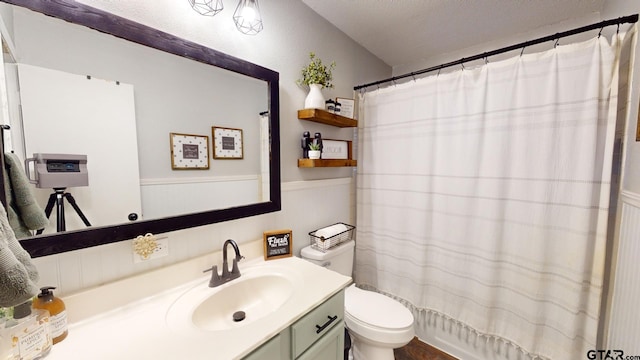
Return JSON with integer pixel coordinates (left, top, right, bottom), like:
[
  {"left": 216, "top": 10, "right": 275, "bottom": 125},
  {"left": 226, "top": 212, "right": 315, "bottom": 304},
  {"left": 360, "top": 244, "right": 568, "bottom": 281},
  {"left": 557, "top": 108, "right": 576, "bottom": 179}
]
[{"left": 3, "top": 4, "right": 270, "bottom": 236}]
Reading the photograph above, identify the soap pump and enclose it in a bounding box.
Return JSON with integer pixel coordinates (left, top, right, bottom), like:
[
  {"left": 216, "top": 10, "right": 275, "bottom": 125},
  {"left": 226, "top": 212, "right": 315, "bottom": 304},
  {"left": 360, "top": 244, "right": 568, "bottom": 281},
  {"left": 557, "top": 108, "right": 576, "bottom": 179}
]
[
  {"left": 0, "top": 300, "right": 52, "bottom": 359},
  {"left": 33, "top": 286, "right": 68, "bottom": 344}
]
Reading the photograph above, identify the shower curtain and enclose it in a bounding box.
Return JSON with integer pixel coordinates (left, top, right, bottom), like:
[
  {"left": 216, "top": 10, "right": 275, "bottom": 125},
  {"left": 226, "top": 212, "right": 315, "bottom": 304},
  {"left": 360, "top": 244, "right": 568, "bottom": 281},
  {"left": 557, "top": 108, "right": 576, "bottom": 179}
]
[{"left": 355, "top": 30, "right": 635, "bottom": 360}]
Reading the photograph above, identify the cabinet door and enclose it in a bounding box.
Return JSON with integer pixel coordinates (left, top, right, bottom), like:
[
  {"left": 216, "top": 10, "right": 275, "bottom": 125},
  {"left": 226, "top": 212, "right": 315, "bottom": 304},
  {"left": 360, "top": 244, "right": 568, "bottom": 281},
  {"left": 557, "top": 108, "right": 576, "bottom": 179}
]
[
  {"left": 296, "top": 321, "right": 344, "bottom": 360},
  {"left": 291, "top": 291, "right": 344, "bottom": 358},
  {"left": 243, "top": 334, "right": 282, "bottom": 360}
]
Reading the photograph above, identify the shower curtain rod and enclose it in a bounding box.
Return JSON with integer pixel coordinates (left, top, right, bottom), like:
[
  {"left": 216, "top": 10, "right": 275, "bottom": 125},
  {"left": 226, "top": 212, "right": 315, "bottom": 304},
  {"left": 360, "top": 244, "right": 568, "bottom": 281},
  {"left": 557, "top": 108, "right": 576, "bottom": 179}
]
[{"left": 354, "top": 14, "right": 639, "bottom": 91}]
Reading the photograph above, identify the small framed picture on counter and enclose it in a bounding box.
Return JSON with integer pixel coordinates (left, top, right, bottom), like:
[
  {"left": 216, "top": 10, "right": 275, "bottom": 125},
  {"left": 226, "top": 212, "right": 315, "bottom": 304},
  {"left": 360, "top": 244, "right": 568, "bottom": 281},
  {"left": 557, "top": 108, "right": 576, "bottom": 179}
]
[{"left": 263, "top": 229, "right": 293, "bottom": 260}]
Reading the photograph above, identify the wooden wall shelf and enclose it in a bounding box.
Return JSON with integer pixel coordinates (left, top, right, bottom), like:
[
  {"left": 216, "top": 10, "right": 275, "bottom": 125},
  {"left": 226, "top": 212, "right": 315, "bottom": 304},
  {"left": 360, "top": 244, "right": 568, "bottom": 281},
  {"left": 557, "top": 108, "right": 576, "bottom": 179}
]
[
  {"left": 298, "top": 159, "right": 357, "bottom": 168},
  {"left": 297, "top": 108, "right": 357, "bottom": 168},
  {"left": 297, "top": 109, "right": 357, "bottom": 128}
]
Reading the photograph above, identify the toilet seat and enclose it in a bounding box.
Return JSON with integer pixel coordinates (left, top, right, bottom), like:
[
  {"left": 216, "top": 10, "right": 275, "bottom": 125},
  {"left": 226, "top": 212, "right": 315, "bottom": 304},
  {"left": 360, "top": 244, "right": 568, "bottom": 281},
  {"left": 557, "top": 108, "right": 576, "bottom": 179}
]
[{"left": 344, "top": 285, "right": 414, "bottom": 346}]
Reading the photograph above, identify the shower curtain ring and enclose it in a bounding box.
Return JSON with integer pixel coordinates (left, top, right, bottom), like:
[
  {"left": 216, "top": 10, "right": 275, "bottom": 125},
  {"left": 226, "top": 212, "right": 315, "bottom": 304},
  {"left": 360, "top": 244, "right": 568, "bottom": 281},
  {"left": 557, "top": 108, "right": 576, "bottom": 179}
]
[
  {"left": 554, "top": 38, "right": 559, "bottom": 48},
  {"left": 598, "top": 27, "right": 604, "bottom": 38},
  {"left": 520, "top": 46, "right": 526, "bottom": 56},
  {"left": 617, "top": 23, "right": 620, "bottom": 34},
  {"left": 411, "top": 72, "right": 417, "bottom": 82}
]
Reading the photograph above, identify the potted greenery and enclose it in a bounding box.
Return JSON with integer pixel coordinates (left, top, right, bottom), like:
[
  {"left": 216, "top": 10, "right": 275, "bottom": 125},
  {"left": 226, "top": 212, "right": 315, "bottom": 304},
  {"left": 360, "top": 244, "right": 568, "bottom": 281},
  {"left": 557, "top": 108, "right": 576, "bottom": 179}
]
[
  {"left": 297, "top": 52, "right": 336, "bottom": 109},
  {"left": 308, "top": 142, "right": 322, "bottom": 159}
]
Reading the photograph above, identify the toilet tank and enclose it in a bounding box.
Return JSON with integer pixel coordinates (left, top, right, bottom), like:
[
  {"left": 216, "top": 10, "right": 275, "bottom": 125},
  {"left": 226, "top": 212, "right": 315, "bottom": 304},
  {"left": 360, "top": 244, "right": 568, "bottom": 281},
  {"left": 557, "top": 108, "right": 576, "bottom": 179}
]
[{"left": 300, "top": 240, "right": 355, "bottom": 277}]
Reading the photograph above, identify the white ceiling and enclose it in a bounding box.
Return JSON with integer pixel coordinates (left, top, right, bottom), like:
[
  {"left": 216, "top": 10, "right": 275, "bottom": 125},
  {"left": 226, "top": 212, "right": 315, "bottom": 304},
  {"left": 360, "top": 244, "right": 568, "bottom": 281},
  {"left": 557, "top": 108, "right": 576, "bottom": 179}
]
[{"left": 301, "top": 0, "right": 606, "bottom": 69}]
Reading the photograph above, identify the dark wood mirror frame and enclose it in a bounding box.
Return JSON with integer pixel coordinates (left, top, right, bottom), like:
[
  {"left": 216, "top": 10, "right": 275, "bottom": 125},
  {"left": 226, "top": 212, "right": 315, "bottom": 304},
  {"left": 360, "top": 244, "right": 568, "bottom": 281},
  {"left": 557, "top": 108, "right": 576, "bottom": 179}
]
[{"left": 0, "top": 0, "right": 281, "bottom": 258}]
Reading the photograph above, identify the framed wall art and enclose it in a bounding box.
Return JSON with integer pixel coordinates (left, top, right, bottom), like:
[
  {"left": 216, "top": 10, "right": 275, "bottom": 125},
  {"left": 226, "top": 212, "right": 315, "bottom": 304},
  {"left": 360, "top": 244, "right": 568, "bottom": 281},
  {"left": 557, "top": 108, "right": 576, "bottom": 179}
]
[
  {"left": 212, "top": 126, "right": 244, "bottom": 159},
  {"left": 321, "top": 139, "right": 351, "bottom": 159},
  {"left": 336, "top": 97, "right": 355, "bottom": 119},
  {"left": 170, "top": 132, "right": 210, "bottom": 170}
]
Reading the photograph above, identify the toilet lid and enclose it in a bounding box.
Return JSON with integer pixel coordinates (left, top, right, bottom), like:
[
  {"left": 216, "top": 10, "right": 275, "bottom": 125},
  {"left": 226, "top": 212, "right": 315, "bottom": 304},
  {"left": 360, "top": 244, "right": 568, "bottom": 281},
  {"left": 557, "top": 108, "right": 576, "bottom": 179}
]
[{"left": 345, "top": 285, "right": 413, "bottom": 329}]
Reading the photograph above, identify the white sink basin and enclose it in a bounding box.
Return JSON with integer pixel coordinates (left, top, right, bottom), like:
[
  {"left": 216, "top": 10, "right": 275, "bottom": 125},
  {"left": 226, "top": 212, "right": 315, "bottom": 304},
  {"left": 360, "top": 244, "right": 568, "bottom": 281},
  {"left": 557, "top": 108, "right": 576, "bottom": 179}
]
[{"left": 166, "top": 262, "right": 300, "bottom": 332}]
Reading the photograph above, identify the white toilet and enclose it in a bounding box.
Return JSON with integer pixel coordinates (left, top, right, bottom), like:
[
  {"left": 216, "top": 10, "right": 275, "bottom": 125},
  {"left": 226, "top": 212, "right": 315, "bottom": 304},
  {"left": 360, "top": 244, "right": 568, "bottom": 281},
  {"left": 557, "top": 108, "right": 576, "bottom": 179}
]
[{"left": 301, "top": 240, "right": 414, "bottom": 360}]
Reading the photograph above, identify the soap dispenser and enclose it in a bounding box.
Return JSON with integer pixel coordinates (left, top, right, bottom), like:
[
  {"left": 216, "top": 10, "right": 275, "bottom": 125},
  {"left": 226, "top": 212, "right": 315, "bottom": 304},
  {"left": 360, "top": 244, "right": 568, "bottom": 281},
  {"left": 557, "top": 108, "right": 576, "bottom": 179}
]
[
  {"left": 0, "top": 300, "right": 52, "bottom": 360},
  {"left": 32, "top": 287, "right": 68, "bottom": 344}
]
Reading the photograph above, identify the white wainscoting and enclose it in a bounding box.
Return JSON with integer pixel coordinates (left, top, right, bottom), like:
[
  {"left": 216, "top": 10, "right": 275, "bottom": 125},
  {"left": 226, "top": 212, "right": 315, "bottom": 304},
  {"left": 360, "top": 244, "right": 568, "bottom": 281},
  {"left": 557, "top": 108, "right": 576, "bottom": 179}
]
[
  {"left": 31, "top": 177, "right": 354, "bottom": 297},
  {"left": 607, "top": 191, "right": 640, "bottom": 353},
  {"left": 139, "top": 175, "right": 260, "bottom": 219}
]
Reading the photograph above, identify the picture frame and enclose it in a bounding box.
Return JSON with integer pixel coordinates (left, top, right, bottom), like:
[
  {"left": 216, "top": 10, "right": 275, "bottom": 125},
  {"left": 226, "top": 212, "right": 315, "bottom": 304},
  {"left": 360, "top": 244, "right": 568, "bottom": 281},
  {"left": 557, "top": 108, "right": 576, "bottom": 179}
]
[
  {"left": 212, "top": 126, "right": 244, "bottom": 159},
  {"left": 170, "top": 132, "right": 210, "bottom": 170},
  {"left": 321, "top": 139, "right": 351, "bottom": 160},
  {"left": 336, "top": 97, "right": 355, "bottom": 119},
  {"left": 263, "top": 229, "right": 293, "bottom": 260}
]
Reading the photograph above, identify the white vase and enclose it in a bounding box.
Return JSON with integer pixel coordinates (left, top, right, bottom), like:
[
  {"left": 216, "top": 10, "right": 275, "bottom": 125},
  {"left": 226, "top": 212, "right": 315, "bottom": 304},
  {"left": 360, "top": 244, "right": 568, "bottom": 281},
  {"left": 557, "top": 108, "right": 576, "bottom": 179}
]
[
  {"left": 308, "top": 150, "right": 321, "bottom": 159},
  {"left": 304, "top": 84, "right": 325, "bottom": 109}
]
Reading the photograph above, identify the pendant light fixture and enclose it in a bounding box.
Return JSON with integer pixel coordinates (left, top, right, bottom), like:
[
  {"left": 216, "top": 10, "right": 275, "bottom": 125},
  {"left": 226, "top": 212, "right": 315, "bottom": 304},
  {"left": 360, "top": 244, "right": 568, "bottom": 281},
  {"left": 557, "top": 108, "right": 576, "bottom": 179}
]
[
  {"left": 188, "top": 0, "right": 224, "bottom": 16},
  {"left": 233, "top": 0, "right": 263, "bottom": 35}
]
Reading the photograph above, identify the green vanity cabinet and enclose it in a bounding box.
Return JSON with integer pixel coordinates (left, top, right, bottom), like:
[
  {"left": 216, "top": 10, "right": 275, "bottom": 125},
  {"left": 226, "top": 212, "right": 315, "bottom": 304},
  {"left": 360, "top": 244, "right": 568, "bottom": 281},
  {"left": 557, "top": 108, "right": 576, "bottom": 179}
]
[
  {"left": 242, "top": 331, "right": 294, "bottom": 360},
  {"left": 243, "top": 289, "right": 345, "bottom": 360},
  {"left": 296, "top": 320, "right": 344, "bottom": 360}
]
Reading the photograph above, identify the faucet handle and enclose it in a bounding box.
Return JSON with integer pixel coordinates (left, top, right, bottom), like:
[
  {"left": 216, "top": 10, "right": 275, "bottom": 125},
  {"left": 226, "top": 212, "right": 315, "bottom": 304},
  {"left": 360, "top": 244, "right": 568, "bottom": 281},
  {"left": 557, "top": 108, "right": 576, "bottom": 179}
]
[
  {"left": 204, "top": 265, "right": 223, "bottom": 287},
  {"left": 231, "top": 258, "right": 241, "bottom": 276}
]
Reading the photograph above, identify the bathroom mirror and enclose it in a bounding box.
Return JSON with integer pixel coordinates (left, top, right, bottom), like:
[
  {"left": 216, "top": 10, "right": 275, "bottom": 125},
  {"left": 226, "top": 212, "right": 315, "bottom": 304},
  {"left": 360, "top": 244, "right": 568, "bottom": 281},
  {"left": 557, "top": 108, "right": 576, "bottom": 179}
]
[{"left": 0, "top": 0, "right": 281, "bottom": 257}]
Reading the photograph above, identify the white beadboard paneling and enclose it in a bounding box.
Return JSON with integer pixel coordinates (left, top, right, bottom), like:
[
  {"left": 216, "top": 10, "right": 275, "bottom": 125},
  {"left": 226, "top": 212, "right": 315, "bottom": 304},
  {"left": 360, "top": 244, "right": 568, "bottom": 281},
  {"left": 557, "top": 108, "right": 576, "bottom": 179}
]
[
  {"left": 140, "top": 176, "right": 259, "bottom": 219},
  {"left": 55, "top": 250, "right": 83, "bottom": 294},
  {"left": 32, "top": 178, "right": 354, "bottom": 296},
  {"left": 31, "top": 255, "right": 60, "bottom": 290},
  {"left": 607, "top": 198, "right": 640, "bottom": 353}
]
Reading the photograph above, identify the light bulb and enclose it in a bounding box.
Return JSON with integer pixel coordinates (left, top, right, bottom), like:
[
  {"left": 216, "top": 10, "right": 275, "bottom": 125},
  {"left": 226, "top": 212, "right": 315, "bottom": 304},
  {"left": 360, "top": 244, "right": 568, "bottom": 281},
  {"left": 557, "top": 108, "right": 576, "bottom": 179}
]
[
  {"left": 240, "top": 6, "right": 256, "bottom": 22},
  {"left": 233, "top": 0, "right": 263, "bottom": 35}
]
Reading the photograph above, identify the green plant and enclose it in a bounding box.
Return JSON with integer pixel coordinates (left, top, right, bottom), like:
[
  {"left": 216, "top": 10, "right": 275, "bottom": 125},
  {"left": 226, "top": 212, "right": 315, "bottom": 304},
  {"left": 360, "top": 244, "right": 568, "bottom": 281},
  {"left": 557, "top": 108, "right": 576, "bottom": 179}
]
[
  {"left": 297, "top": 52, "right": 336, "bottom": 88},
  {"left": 308, "top": 142, "right": 321, "bottom": 151},
  {"left": 0, "top": 306, "right": 13, "bottom": 319}
]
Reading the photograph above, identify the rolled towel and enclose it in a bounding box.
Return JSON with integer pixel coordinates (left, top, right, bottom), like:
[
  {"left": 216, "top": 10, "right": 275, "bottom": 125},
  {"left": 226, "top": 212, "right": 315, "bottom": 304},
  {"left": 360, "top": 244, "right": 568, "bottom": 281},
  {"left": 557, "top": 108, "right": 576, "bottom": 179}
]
[{"left": 315, "top": 223, "right": 349, "bottom": 240}]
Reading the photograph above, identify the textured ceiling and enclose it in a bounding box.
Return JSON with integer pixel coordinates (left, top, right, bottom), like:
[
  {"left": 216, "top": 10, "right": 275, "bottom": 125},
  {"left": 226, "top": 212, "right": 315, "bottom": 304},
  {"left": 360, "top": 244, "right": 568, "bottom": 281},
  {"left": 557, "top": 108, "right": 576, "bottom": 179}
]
[{"left": 301, "top": 0, "right": 606, "bottom": 69}]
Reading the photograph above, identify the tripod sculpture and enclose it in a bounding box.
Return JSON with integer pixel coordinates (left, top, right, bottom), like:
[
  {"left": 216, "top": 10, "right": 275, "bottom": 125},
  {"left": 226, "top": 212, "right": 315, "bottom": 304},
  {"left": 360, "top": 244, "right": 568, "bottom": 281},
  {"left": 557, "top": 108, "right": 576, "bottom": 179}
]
[{"left": 37, "top": 187, "right": 91, "bottom": 234}]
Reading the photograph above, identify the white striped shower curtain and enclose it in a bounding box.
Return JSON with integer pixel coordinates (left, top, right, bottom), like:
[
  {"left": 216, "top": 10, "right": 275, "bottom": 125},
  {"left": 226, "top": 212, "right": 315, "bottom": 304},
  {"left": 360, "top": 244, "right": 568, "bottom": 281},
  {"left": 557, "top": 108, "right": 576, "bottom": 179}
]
[{"left": 355, "top": 29, "right": 635, "bottom": 360}]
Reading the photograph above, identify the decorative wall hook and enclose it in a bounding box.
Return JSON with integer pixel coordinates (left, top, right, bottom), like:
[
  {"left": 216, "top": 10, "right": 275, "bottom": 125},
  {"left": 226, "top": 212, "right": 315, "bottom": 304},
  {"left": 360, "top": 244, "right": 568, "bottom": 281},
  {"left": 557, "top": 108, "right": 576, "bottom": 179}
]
[{"left": 133, "top": 233, "right": 158, "bottom": 259}]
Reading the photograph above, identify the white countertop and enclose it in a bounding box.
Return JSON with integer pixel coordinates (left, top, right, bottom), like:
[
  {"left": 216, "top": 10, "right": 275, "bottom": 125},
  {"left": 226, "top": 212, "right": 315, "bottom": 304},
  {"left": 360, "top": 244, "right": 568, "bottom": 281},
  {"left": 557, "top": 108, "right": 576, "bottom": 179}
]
[{"left": 45, "top": 254, "right": 351, "bottom": 360}]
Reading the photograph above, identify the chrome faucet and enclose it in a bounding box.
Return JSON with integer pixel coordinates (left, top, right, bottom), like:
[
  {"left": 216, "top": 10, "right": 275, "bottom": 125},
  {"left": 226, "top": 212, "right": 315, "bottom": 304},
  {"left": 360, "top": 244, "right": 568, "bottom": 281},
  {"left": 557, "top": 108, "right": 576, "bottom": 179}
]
[{"left": 204, "top": 239, "right": 245, "bottom": 287}]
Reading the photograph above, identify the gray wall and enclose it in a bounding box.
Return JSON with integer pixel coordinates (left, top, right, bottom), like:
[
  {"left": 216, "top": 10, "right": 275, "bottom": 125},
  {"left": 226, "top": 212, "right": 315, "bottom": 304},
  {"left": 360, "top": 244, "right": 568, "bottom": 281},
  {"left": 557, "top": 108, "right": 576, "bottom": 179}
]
[{"left": 4, "top": 0, "right": 389, "bottom": 295}]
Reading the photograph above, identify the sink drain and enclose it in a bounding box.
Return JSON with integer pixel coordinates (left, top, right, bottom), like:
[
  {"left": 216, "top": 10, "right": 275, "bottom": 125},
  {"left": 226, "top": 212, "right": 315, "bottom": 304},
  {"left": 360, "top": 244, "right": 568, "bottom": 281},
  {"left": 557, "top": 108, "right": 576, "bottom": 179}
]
[{"left": 233, "top": 311, "right": 246, "bottom": 322}]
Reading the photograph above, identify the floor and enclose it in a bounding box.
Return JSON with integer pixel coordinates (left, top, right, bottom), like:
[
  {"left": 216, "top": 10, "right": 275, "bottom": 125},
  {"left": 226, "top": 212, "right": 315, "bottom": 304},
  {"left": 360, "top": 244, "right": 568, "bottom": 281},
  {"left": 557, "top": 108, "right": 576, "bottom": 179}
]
[{"left": 394, "top": 337, "right": 458, "bottom": 360}]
